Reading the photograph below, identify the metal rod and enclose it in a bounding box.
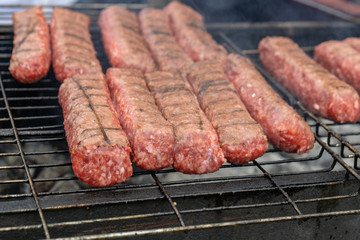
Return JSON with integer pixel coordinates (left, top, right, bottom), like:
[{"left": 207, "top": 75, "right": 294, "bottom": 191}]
[
  {"left": 49, "top": 209, "right": 360, "bottom": 240},
  {"left": 152, "top": 173, "right": 186, "bottom": 227},
  {"left": 0, "top": 75, "right": 51, "bottom": 239},
  {"left": 253, "top": 160, "right": 303, "bottom": 215}
]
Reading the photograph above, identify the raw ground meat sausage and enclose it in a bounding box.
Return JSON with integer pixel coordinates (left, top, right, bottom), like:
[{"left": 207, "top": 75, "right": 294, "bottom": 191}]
[
  {"left": 139, "top": 8, "right": 193, "bottom": 72},
  {"left": 51, "top": 7, "right": 102, "bottom": 83},
  {"left": 145, "top": 71, "right": 225, "bottom": 174},
  {"left": 106, "top": 68, "right": 174, "bottom": 170},
  {"left": 314, "top": 40, "right": 360, "bottom": 94},
  {"left": 187, "top": 61, "right": 268, "bottom": 163},
  {"left": 344, "top": 37, "right": 360, "bottom": 52},
  {"left": 98, "top": 6, "right": 156, "bottom": 73},
  {"left": 259, "top": 36, "right": 360, "bottom": 123},
  {"left": 224, "top": 53, "right": 315, "bottom": 154},
  {"left": 9, "top": 6, "right": 51, "bottom": 83},
  {"left": 164, "top": 1, "right": 227, "bottom": 64},
  {"left": 58, "top": 73, "right": 132, "bottom": 187}
]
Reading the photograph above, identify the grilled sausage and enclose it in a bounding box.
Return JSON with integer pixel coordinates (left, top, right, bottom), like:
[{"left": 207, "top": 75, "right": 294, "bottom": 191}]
[
  {"left": 187, "top": 61, "right": 268, "bottom": 163},
  {"left": 224, "top": 53, "right": 314, "bottom": 154},
  {"left": 314, "top": 40, "right": 360, "bottom": 94},
  {"left": 164, "top": 1, "right": 227, "bottom": 64},
  {"left": 259, "top": 36, "right": 360, "bottom": 123},
  {"left": 58, "top": 73, "right": 132, "bottom": 187},
  {"left": 145, "top": 71, "right": 225, "bottom": 174},
  {"left": 344, "top": 37, "right": 360, "bottom": 52},
  {"left": 106, "top": 68, "right": 174, "bottom": 170},
  {"left": 139, "top": 8, "right": 193, "bottom": 72},
  {"left": 51, "top": 7, "right": 102, "bottom": 83},
  {"left": 9, "top": 6, "right": 51, "bottom": 83},
  {"left": 98, "top": 6, "right": 156, "bottom": 73}
]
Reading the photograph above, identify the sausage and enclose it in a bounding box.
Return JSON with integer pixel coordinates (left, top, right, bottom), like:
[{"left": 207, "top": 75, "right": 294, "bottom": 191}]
[
  {"left": 314, "top": 40, "right": 360, "bottom": 93},
  {"left": 144, "top": 71, "right": 225, "bottom": 174},
  {"left": 259, "top": 36, "right": 360, "bottom": 123},
  {"left": 164, "top": 1, "right": 227, "bottom": 64},
  {"left": 187, "top": 61, "right": 268, "bottom": 163},
  {"left": 98, "top": 6, "right": 156, "bottom": 73},
  {"left": 224, "top": 53, "right": 315, "bottom": 154},
  {"left": 344, "top": 37, "right": 360, "bottom": 52},
  {"left": 58, "top": 73, "right": 132, "bottom": 187},
  {"left": 9, "top": 6, "right": 51, "bottom": 83},
  {"left": 51, "top": 7, "right": 102, "bottom": 83},
  {"left": 138, "top": 8, "right": 193, "bottom": 72},
  {"left": 106, "top": 68, "right": 174, "bottom": 170}
]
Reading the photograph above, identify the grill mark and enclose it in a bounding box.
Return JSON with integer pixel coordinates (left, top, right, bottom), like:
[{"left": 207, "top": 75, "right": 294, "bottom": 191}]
[
  {"left": 213, "top": 109, "right": 245, "bottom": 117},
  {"left": 153, "top": 85, "right": 190, "bottom": 94},
  {"left": 63, "top": 33, "right": 91, "bottom": 45},
  {"left": 14, "top": 48, "right": 42, "bottom": 54},
  {"left": 186, "top": 22, "right": 205, "bottom": 30},
  {"left": 205, "top": 98, "right": 236, "bottom": 109},
  {"left": 64, "top": 42, "right": 94, "bottom": 53},
  {"left": 195, "top": 79, "right": 229, "bottom": 94},
  {"left": 73, "top": 77, "right": 111, "bottom": 145},
  {"left": 161, "top": 101, "right": 194, "bottom": 111},
  {"left": 119, "top": 23, "right": 139, "bottom": 34},
  {"left": 60, "top": 19, "right": 88, "bottom": 30},
  {"left": 153, "top": 39, "right": 178, "bottom": 45},
  {"left": 146, "top": 30, "right": 171, "bottom": 37},
  {"left": 65, "top": 56, "right": 94, "bottom": 65},
  {"left": 63, "top": 49, "right": 95, "bottom": 59},
  {"left": 215, "top": 122, "right": 258, "bottom": 130},
  {"left": 14, "top": 20, "right": 38, "bottom": 52},
  {"left": 199, "top": 88, "right": 238, "bottom": 97},
  {"left": 80, "top": 127, "right": 122, "bottom": 136}
]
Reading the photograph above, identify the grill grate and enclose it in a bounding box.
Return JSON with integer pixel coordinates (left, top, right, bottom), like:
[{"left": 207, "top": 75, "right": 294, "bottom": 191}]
[{"left": 0, "top": 2, "right": 360, "bottom": 239}]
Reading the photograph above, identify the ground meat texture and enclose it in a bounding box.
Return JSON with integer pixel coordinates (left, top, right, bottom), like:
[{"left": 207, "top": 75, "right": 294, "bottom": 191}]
[
  {"left": 58, "top": 73, "right": 132, "bottom": 187},
  {"left": 314, "top": 40, "right": 360, "bottom": 94},
  {"left": 51, "top": 7, "right": 102, "bottom": 83},
  {"left": 145, "top": 71, "right": 225, "bottom": 174},
  {"left": 138, "top": 8, "right": 193, "bottom": 72},
  {"left": 224, "top": 54, "right": 315, "bottom": 154},
  {"left": 98, "top": 6, "right": 156, "bottom": 73},
  {"left": 106, "top": 68, "right": 174, "bottom": 170},
  {"left": 344, "top": 37, "right": 360, "bottom": 52},
  {"left": 9, "top": 6, "right": 51, "bottom": 83},
  {"left": 164, "top": 1, "right": 227, "bottom": 64},
  {"left": 187, "top": 61, "right": 268, "bottom": 163},
  {"left": 259, "top": 36, "right": 360, "bottom": 123}
]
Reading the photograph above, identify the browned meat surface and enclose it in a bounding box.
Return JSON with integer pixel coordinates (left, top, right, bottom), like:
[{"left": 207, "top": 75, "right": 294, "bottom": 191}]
[
  {"left": 259, "top": 36, "right": 360, "bottom": 123},
  {"left": 224, "top": 53, "right": 315, "bottom": 154},
  {"left": 145, "top": 71, "right": 225, "bottom": 174},
  {"left": 106, "top": 68, "right": 174, "bottom": 170},
  {"left": 164, "top": 1, "right": 227, "bottom": 64},
  {"left": 51, "top": 7, "right": 102, "bottom": 82},
  {"left": 58, "top": 73, "right": 132, "bottom": 187},
  {"left": 98, "top": 6, "right": 156, "bottom": 73},
  {"left": 139, "top": 8, "right": 193, "bottom": 72},
  {"left": 9, "top": 6, "right": 51, "bottom": 83},
  {"left": 187, "top": 61, "right": 268, "bottom": 163}
]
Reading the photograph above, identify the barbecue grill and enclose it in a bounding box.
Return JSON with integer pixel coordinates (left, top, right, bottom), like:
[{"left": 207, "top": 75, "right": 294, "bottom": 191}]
[{"left": 0, "top": 0, "right": 360, "bottom": 239}]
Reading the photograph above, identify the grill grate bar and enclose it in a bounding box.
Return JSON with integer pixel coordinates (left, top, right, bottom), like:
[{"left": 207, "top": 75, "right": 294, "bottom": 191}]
[
  {"left": 152, "top": 173, "right": 186, "bottom": 227},
  {"left": 0, "top": 75, "right": 50, "bottom": 239},
  {"left": 253, "top": 160, "right": 303, "bottom": 215},
  {"left": 48, "top": 209, "right": 360, "bottom": 240}
]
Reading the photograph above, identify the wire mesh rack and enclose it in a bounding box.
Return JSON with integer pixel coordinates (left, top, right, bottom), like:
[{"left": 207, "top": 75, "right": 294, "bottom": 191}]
[{"left": 0, "top": 2, "right": 360, "bottom": 239}]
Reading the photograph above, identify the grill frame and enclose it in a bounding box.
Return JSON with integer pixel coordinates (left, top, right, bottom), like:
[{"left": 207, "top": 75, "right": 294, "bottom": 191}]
[{"left": 0, "top": 1, "right": 360, "bottom": 239}]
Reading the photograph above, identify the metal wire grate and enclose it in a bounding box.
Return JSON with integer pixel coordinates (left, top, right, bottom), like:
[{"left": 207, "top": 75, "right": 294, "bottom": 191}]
[{"left": 0, "top": 2, "right": 359, "bottom": 239}]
